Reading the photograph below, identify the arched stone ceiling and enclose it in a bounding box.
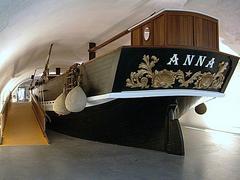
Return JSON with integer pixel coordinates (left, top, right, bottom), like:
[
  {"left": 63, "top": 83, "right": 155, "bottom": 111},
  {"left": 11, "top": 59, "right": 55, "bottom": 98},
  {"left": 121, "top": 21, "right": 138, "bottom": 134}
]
[{"left": 0, "top": 0, "right": 239, "bottom": 94}]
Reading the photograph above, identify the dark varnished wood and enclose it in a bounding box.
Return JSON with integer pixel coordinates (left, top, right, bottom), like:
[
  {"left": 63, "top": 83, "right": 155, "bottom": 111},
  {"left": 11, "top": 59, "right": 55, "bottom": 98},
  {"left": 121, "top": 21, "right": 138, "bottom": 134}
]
[
  {"left": 153, "top": 14, "right": 165, "bottom": 46},
  {"left": 194, "top": 16, "right": 219, "bottom": 50},
  {"left": 89, "top": 42, "right": 96, "bottom": 60},
  {"left": 131, "top": 28, "right": 141, "bottom": 46},
  {"left": 131, "top": 10, "right": 219, "bottom": 51},
  {"left": 166, "top": 13, "right": 194, "bottom": 47},
  {"left": 56, "top": 68, "right": 60, "bottom": 75}
]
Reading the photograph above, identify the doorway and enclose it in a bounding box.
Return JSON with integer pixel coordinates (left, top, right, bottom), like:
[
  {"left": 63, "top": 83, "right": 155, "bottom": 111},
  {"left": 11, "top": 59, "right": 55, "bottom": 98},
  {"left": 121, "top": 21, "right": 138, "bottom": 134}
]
[{"left": 17, "top": 87, "right": 26, "bottom": 102}]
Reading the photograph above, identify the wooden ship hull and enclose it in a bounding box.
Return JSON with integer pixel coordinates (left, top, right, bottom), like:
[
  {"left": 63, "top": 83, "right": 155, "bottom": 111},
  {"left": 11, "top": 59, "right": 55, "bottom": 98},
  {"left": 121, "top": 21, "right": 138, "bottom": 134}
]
[{"left": 32, "top": 10, "right": 239, "bottom": 155}]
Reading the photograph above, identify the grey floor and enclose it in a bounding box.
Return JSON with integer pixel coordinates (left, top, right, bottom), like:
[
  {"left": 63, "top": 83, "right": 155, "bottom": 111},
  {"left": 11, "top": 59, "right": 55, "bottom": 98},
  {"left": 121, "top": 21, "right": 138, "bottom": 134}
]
[{"left": 0, "top": 127, "right": 240, "bottom": 180}]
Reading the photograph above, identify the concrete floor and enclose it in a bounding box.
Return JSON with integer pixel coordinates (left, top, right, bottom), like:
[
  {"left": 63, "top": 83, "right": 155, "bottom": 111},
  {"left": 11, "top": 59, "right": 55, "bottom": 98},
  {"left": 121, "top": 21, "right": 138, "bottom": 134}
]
[{"left": 0, "top": 127, "right": 240, "bottom": 180}]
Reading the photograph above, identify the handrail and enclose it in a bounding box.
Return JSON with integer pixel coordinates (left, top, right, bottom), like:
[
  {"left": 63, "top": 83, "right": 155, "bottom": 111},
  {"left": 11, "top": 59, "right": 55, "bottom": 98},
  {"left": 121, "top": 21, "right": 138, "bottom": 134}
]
[
  {"left": 88, "top": 30, "right": 130, "bottom": 53},
  {"left": 0, "top": 95, "right": 11, "bottom": 144},
  {"left": 30, "top": 93, "right": 48, "bottom": 142},
  {"left": 88, "top": 10, "right": 161, "bottom": 53}
]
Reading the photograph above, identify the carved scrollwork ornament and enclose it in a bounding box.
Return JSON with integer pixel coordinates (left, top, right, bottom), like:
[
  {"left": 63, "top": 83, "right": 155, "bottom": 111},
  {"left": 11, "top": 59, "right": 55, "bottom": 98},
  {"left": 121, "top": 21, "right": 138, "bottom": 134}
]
[
  {"left": 126, "top": 55, "right": 229, "bottom": 90},
  {"left": 152, "top": 69, "right": 176, "bottom": 88}
]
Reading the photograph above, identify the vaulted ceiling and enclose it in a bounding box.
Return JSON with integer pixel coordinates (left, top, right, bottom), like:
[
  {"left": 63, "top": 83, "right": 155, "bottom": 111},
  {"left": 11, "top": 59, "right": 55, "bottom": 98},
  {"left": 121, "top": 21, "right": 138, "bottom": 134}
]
[{"left": 0, "top": 0, "right": 239, "bottom": 97}]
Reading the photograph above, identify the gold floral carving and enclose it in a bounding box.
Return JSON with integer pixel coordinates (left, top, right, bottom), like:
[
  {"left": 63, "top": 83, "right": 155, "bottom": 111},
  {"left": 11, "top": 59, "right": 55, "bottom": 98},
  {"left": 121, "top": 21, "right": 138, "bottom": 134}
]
[{"left": 126, "top": 55, "right": 229, "bottom": 90}]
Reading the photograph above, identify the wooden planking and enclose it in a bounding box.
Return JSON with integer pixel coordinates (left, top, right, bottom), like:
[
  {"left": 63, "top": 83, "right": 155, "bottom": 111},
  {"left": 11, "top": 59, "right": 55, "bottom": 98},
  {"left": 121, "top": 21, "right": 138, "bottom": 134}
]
[
  {"left": 166, "top": 14, "right": 194, "bottom": 47},
  {"left": 130, "top": 10, "right": 219, "bottom": 51},
  {"left": 131, "top": 28, "right": 142, "bottom": 46},
  {"left": 153, "top": 14, "right": 165, "bottom": 46},
  {"left": 194, "top": 16, "right": 218, "bottom": 50}
]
